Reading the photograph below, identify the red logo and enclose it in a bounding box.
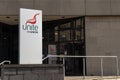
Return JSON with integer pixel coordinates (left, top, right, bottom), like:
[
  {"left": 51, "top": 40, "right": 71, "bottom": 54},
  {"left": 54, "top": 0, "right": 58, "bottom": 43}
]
[{"left": 26, "top": 13, "right": 39, "bottom": 24}]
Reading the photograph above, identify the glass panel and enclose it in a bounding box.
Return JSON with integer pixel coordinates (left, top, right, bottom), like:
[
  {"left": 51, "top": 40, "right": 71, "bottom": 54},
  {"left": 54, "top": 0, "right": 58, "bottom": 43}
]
[
  {"left": 55, "top": 31, "right": 58, "bottom": 42},
  {"left": 60, "top": 24, "right": 66, "bottom": 29},
  {"left": 75, "top": 30, "right": 80, "bottom": 40},
  {"left": 60, "top": 30, "right": 70, "bottom": 41},
  {"left": 59, "top": 43, "right": 66, "bottom": 54},
  {"left": 75, "top": 19, "right": 81, "bottom": 40},
  {"left": 43, "top": 17, "right": 85, "bottom": 76},
  {"left": 76, "top": 19, "right": 81, "bottom": 29},
  {"left": 55, "top": 26, "right": 58, "bottom": 30},
  {"left": 60, "top": 23, "right": 70, "bottom": 30},
  {"left": 66, "top": 23, "right": 70, "bottom": 28}
]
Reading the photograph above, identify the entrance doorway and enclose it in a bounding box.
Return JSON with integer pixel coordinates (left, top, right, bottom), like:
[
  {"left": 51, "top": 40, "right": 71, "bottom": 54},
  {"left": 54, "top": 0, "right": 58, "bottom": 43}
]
[
  {"left": 43, "top": 17, "right": 85, "bottom": 76},
  {"left": 0, "top": 23, "right": 18, "bottom": 64},
  {"left": 0, "top": 17, "right": 85, "bottom": 76}
]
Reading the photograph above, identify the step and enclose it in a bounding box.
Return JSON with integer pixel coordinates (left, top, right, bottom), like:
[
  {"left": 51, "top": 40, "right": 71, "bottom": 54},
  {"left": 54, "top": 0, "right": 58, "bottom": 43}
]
[{"left": 64, "top": 76, "right": 120, "bottom": 80}]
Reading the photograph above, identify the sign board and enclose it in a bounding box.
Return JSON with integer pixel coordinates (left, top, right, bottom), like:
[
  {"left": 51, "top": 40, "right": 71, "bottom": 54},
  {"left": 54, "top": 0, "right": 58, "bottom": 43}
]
[
  {"left": 19, "top": 8, "right": 42, "bottom": 64},
  {"left": 48, "top": 45, "right": 56, "bottom": 55}
]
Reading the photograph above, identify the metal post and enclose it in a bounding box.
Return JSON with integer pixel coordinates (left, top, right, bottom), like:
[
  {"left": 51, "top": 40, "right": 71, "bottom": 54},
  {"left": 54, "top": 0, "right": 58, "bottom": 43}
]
[
  {"left": 63, "top": 58, "right": 65, "bottom": 77},
  {"left": 101, "top": 58, "right": 103, "bottom": 78},
  {"left": 116, "top": 57, "right": 119, "bottom": 76},
  {"left": 83, "top": 58, "right": 86, "bottom": 79}
]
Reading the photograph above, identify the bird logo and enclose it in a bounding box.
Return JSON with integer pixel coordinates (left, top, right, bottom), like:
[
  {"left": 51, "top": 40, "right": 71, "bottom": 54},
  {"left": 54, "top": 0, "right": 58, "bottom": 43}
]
[{"left": 26, "top": 13, "right": 39, "bottom": 24}]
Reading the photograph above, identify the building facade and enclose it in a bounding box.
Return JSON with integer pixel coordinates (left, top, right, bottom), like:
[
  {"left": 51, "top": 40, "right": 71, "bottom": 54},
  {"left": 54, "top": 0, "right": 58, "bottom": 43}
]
[{"left": 0, "top": 0, "right": 120, "bottom": 76}]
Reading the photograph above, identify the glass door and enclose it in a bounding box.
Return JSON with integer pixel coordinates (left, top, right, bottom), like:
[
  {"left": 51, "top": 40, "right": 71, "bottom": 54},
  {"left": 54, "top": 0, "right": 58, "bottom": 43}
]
[{"left": 43, "top": 17, "right": 85, "bottom": 76}]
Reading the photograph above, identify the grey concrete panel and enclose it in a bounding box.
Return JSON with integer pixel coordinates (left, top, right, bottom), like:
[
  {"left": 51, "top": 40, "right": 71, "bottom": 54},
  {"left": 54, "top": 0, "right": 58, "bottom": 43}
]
[
  {"left": 6, "top": 0, "right": 34, "bottom": 15},
  {"left": 38, "top": 74, "right": 45, "bottom": 80},
  {"left": 5, "top": 1, "right": 20, "bottom": 15},
  {"left": 60, "top": 0, "right": 85, "bottom": 15},
  {"left": 9, "top": 75, "right": 23, "bottom": 80},
  {"left": 86, "top": 58, "right": 101, "bottom": 76},
  {"left": 17, "top": 68, "right": 31, "bottom": 74},
  {"left": 85, "top": 17, "right": 120, "bottom": 76},
  {"left": 4, "top": 68, "right": 16, "bottom": 75},
  {"left": 2, "top": 64, "right": 64, "bottom": 80},
  {"left": 111, "top": 0, "right": 120, "bottom": 15},
  {"left": 24, "top": 74, "right": 38, "bottom": 80},
  {"left": 3, "top": 76, "right": 9, "bottom": 80},
  {"left": 42, "top": 73, "right": 52, "bottom": 80},
  {"left": 0, "top": 1, "right": 8, "bottom": 15},
  {"left": 103, "top": 58, "right": 117, "bottom": 76},
  {"left": 0, "top": 0, "right": 85, "bottom": 16},
  {"left": 53, "top": 74, "right": 64, "bottom": 80},
  {"left": 1, "top": 0, "right": 120, "bottom": 16},
  {"left": 46, "top": 68, "right": 59, "bottom": 73},
  {"left": 32, "top": 68, "right": 45, "bottom": 74},
  {"left": 35, "top": 0, "right": 61, "bottom": 15},
  {"left": 0, "top": 0, "right": 34, "bottom": 15},
  {"left": 86, "top": 0, "right": 111, "bottom": 15}
]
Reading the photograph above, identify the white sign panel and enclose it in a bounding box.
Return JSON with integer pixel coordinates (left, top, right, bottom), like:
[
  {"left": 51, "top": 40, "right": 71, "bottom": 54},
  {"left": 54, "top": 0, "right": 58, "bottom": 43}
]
[{"left": 19, "top": 8, "right": 42, "bottom": 64}]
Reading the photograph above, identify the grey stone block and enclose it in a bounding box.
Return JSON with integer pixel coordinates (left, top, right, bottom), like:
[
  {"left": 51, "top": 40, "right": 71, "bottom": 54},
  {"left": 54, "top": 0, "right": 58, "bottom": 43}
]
[
  {"left": 38, "top": 73, "right": 46, "bottom": 80},
  {"left": 4, "top": 69, "right": 16, "bottom": 75},
  {"left": 45, "top": 67, "right": 59, "bottom": 73},
  {"left": 32, "top": 68, "right": 45, "bottom": 74},
  {"left": 24, "top": 73, "right": 38, "bottom": 80},
  {"left": 1, "top": 64, "right": 64, "bottom": 80},
  {"left": 3, "top": 76, "right": 9, "bottom": 80},
  {"left": 53, "top": 74, "right": 64, "bottom": 80},
  {"left": 59, "top": 68, "right": 63, "bottom": 74},
  {"left": 17, "top": 68, "right": 31, "bottom": 74},
  {"left": 9, "top": 75, "right": 23, "bottom": 80},
  {"left": 41, "top": 73, "right": 52, "bottom": 80}
]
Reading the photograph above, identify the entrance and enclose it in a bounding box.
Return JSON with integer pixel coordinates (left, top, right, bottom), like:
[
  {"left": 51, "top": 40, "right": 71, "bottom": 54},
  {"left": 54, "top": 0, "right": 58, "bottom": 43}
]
[
  {"left": 0, "top": 17, "right": 85, "bottom": 76},
  {"left": 0, "top": 23, "right": 18, "bottom": 64},
  {"left": 43, "top": 17, "right": 85, "bottom": 76}
]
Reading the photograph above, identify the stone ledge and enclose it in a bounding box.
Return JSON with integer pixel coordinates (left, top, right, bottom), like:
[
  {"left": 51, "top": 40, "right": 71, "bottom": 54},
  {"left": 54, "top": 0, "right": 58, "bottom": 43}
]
[{"left": 1, "top": 64, "right": 64, "bottom": 80}]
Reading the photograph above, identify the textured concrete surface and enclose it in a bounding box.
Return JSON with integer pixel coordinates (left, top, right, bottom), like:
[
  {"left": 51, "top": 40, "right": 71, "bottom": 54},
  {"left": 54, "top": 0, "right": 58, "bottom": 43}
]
[
  {"left": 85, "top": 17, "right": 120, "bottom": 76},
  {"left": 1, "top": 64, "right": 64, "bottom": 80},
  {"left": 65, "top": 76, "right": 120, "bottom": 80},
  {"left": 0, "top": 0, "right": 120, "bottom": 15}
]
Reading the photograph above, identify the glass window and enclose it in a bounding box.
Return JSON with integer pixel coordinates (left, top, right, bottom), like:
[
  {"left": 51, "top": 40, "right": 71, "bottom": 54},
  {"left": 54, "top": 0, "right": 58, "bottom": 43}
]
[
  {"left": 76, "top": 19, "right": 81, "bottom": 29},
  {"left": 60, "top": 30, "right": 70, "bottom": 41},
  {"left": 55, "top": 26, "right": 58, "bottom": 31},
  {"left": 55, "top": 31, "right": 58, "bottom": 42},
  {"left": 75, "top": 30, "right": 81, "bottom": 40}
]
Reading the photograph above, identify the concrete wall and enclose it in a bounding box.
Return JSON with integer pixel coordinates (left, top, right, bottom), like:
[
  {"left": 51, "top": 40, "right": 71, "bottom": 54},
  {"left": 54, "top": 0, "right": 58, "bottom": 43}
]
[
  {"left": 0, "top": 0, "right": 120, "bottom": 15},
  {"left": 1, "top": 64, "right": 64, "bottom": 80},
  {"left": 85, "top": 17, "right": 120, "bottom": 76}
]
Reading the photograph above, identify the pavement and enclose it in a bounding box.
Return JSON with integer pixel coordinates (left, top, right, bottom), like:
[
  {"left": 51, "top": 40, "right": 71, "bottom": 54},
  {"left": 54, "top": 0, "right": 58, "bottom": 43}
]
[{"left": 65, "top": 76, "right": 120, "bottom": 80}]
